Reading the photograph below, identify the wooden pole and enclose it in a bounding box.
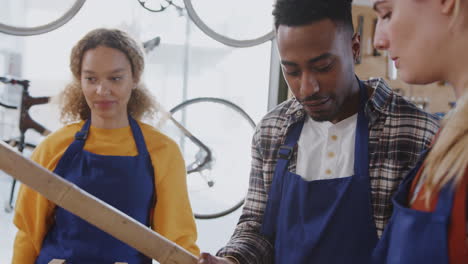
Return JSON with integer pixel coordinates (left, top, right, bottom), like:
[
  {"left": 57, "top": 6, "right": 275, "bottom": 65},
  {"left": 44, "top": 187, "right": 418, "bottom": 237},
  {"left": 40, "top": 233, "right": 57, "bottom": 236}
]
[{"left": 0, "top": 141, "right": 198, "bottom": 264}]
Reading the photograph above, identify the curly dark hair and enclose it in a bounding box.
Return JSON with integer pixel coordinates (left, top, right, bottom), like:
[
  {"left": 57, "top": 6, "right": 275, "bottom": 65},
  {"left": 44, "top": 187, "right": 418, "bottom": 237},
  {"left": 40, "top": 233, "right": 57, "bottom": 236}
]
[{"left": 273, "top": 0, "right": 354, "bottom": 32}]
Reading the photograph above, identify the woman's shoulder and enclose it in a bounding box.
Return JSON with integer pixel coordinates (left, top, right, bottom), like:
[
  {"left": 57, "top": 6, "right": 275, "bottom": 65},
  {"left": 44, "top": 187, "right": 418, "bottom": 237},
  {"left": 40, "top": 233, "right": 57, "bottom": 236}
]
[
  {"left": 42, "top": 122, "right": 83, "bottom": 146},
  {"left": 137, "top": 121, "right": 180, "bottom": 154},
  {"left": 31, "top": 121, "right": 84, "bottom": 168},
  {"left": 33, "top": 122, "right": 83, "bottom": 155}
]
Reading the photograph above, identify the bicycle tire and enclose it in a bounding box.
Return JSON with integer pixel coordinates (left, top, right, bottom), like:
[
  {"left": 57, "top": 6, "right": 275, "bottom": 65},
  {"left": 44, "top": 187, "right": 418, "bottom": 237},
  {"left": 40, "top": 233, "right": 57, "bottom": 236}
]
[
  {"left": 0, "top": 0, "right": 86, "bottom": 36},
  {"left": 169, "top": 97, "right": 256, "bottom": 219},
  {"left": 182, "top": 0, "right": 274, "bottom": 48}
]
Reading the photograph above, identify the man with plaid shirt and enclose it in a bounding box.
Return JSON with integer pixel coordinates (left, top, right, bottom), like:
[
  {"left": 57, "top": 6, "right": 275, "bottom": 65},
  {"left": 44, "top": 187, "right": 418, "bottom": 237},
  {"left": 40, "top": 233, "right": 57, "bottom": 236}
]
[{"left": 198, "top": 0, "right": 439, "bottom": 263}]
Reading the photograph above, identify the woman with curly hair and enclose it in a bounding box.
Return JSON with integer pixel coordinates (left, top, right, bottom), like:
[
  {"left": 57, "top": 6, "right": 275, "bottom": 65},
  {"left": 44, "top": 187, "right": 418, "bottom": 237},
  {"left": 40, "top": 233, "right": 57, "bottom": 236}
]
[
  {"left": 12, "top": 28, "right": 199, "bottom": 264},
  {"left": 371, "top": 0, "right": 468, "bottom": 263}
]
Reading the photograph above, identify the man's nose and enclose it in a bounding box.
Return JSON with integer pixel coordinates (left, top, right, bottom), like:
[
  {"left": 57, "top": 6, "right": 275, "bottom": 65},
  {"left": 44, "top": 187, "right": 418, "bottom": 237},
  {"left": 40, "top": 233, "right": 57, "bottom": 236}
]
[{"left": 300, "top": 72, "right": 320, "bottom": 98}]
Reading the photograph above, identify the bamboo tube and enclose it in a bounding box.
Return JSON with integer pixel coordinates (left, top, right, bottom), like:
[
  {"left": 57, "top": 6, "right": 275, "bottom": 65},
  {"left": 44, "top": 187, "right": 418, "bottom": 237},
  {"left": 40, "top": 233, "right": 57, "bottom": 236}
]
[{"left": 0, "top": 141, "right": 198, "bottom": 264}]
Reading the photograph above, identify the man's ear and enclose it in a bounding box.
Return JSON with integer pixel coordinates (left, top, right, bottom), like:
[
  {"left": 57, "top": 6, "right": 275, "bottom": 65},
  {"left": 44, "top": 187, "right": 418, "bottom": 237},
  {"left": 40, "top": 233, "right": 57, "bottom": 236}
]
[
  {"left": 440, "top": 0, "right": 457, "bottom": 15},
  {"left": 352, "top": 32, "right": 361, "bottom": 63}
]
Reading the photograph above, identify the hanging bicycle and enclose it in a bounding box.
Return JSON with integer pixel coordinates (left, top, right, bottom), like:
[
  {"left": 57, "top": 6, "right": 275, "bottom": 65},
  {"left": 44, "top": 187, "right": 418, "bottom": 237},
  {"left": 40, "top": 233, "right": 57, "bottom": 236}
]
[{"left": 137, "top": 0, "right": 276, "bottom": 47}]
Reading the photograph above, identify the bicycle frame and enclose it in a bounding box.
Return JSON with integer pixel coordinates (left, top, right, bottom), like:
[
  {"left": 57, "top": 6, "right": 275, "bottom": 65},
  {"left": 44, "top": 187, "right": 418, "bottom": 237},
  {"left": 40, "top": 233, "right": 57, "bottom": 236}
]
[
  {"left": 1, "top": 76, "right": 51, "bottom": 212},
  {"left": 0, "top": 77, "right": 51, "bottom": 141},
  {"left": 167, "top": 115, "right": 213, "bottom": 174}
]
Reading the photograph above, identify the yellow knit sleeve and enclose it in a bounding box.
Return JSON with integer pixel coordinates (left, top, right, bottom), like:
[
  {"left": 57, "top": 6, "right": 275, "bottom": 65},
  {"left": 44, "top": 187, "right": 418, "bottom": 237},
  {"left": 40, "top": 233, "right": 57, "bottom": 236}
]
[
  {"left": 12, "top": 184, "right": 55, "bottom": 264},
  {"left": 12, "top": 125, "right": 77, "bottom": 264},
  {"left": 143, "top": 123, "right": 200, "bottom": 256}
]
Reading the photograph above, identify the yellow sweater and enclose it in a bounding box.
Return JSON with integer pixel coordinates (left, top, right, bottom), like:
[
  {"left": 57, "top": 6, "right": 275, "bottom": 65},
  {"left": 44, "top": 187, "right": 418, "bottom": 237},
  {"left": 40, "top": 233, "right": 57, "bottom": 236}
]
[{"left": 12, "top": 120, "right": 199, "bottom": 263}]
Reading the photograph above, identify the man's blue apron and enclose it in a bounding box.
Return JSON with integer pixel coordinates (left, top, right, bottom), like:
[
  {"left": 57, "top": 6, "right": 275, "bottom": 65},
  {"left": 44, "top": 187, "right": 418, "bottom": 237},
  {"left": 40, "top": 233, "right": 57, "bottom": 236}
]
[
  {"left": 36, "top": 117, "right": 155, "bottom": 264},
  {"left": 372, "top": 149, "right": 455, "bottom": 264},
  {"left": 261, "top": 80, "right": 378, "bottom": 263}
]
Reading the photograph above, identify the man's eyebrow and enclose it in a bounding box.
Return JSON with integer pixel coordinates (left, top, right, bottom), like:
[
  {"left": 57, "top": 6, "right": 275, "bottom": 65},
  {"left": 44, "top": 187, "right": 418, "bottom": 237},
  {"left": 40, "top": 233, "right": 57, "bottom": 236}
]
[
  {"left": 281, "top": 53, "right": 333, "bottom": 66},
  {"left": 307, "top": 53, "right": 332, "bottom": 64}
]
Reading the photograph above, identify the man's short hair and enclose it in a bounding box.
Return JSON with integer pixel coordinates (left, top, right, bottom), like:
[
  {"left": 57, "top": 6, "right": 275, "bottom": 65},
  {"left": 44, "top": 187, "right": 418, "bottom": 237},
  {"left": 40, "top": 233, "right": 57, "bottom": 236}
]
[{"left": 273, "top": 0, "right": 354, "bottom": 33}]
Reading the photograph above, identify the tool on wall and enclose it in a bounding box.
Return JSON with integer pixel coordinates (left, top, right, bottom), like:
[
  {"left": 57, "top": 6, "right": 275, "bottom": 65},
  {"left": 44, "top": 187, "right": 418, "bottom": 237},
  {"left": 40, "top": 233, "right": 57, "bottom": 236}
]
[
  {"left": 372, "top": 18, "right": 381, "bottom": 57},
  {"left": 356, "top": 15, "right": 364, "bottom": 64}
]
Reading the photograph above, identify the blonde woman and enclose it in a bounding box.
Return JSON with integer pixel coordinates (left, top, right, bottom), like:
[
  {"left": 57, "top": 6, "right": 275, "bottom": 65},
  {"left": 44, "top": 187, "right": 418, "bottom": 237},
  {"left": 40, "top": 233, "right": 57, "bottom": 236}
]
[
  {"left": 371, "top": 0, "right": 467, "bottom": 263},
  {"left": 12, "top": 28, "right": 199, "bottom": 264}
]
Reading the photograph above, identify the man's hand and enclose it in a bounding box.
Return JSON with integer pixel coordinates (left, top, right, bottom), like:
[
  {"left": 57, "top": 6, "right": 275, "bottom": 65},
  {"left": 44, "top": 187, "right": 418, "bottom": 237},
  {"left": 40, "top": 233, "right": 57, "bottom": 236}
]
[{"left": 198, "top": 252, "right": 238, "bottom": 264}]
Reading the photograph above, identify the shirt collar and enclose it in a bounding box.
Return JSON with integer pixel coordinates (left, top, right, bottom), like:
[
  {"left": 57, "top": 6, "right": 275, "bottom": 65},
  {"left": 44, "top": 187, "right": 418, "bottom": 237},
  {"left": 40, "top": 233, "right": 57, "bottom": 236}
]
[{"left": 363, "top": 78, "right": 394, "bottom": 124}]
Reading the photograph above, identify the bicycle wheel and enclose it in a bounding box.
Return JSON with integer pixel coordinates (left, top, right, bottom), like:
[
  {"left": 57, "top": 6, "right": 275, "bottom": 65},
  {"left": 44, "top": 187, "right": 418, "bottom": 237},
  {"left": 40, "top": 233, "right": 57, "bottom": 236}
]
[
  {"left": 0, "top": 0, "right": 86, "bottom": 36},
  {"left": 166, "top": 97, "right": 256, "bottom": 219},
  {"left": 183, "top": 0, "right": 275, "bottom": 48}
]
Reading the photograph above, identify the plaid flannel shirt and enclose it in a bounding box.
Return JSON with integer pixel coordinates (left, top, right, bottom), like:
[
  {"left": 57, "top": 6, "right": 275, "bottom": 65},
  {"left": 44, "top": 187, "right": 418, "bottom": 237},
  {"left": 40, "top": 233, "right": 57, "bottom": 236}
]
[{"left": 217, "top": 78, "right": 440, "bottom": 264}]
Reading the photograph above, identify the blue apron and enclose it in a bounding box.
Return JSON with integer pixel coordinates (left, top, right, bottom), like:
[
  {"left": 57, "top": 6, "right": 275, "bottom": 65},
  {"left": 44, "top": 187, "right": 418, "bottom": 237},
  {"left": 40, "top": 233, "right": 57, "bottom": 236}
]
[
  {"left": 36, "top": 117, "right": 155, "bottom": 264},
  {"left": 261, "top": 80, "right": 378, "bottom": 264},
  {"left": 372, "top": 149, "right": 455, "bottom": 264}
]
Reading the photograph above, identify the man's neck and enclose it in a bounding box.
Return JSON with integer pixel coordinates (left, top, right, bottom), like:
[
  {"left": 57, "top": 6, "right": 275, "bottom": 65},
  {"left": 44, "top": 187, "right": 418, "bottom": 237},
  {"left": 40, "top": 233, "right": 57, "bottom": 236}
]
[{"left": 331, "top": 79, "right": 361, "bottom": 124}]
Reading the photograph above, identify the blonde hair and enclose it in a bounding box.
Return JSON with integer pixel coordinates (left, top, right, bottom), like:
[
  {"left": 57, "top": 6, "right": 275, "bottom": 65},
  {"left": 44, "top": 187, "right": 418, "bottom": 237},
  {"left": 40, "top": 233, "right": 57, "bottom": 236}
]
[
  {"left": 421, "top": 0, "right": 468, "bottom": 199},
  {"left": 420, "top": 0, "right": 468, "bottom": 198},
  {"left": 59, "top": 28, "right": 159, "bottom": 123},
  {"left": 422, "top": 94, "right": 468, "bottom": 194}
]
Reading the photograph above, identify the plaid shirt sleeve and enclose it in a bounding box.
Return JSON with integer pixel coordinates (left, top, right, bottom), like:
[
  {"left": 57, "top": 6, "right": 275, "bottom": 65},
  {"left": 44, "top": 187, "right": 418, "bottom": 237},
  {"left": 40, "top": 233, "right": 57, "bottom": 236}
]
[
  {"left": 216, "top": 100, "right": 298, "bottom": 264},
  {"left": 216, "top": 116, "right": 278, "bottom": 263}
]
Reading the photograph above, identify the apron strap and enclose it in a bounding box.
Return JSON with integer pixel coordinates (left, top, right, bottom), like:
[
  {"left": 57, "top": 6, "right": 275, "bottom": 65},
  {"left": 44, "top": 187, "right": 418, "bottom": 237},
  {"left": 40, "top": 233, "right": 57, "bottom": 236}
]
[
  {"left": 433, "top": 179, "right": 457, "bottom": 220},
  {"left": 74, "top": 119, "right": 91, "bottom": 141},
  {"left": 277, "top": 121, "right": 305, "bottom": 177},
  {"left": 400, "top": 149, "right": 430, "bottom": 193},
  {"left": 262, "top": 120, "right": 305, "bottom": 240},
  {"left": 54, "top": 120, "right": 91, "bottom": 175},
  {"left": 128, "top": 117, "right": 150, "bottom": 157},
  {"left": 128, "top": 116, "right": 157, "bottom": 228},
  {"left": 354, "top": 80, "right": 370, "bottom": 177}
]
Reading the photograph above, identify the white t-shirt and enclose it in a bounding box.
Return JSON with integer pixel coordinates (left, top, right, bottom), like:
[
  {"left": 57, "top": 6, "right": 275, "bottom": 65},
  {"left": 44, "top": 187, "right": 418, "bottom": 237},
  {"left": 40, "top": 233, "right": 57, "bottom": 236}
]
[{"left": 296, "top": 114, "right": 358, "bottom": 181}]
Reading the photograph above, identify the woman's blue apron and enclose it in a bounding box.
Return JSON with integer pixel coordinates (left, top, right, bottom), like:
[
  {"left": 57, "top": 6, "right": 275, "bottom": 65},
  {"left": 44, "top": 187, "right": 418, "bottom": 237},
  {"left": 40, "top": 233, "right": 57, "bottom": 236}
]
[
  {"left": 36, "top": 117, "right": 155, "bottom": 264},
  {"left": 372, "top": 149, "right": 455, "bottom": 264}
]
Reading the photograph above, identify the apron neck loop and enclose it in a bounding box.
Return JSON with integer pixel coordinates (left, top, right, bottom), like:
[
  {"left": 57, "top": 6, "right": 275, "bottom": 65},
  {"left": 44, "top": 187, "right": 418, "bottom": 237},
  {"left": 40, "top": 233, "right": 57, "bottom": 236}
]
[
  {"left": 279, "top": 121, "right": 305, "bottom": 160},
  {"left": 278, "top": 145, "right": 295, "bottom": 161},
  {"left": 75, "top": 119, "right": 91, "bottom": 141}
]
